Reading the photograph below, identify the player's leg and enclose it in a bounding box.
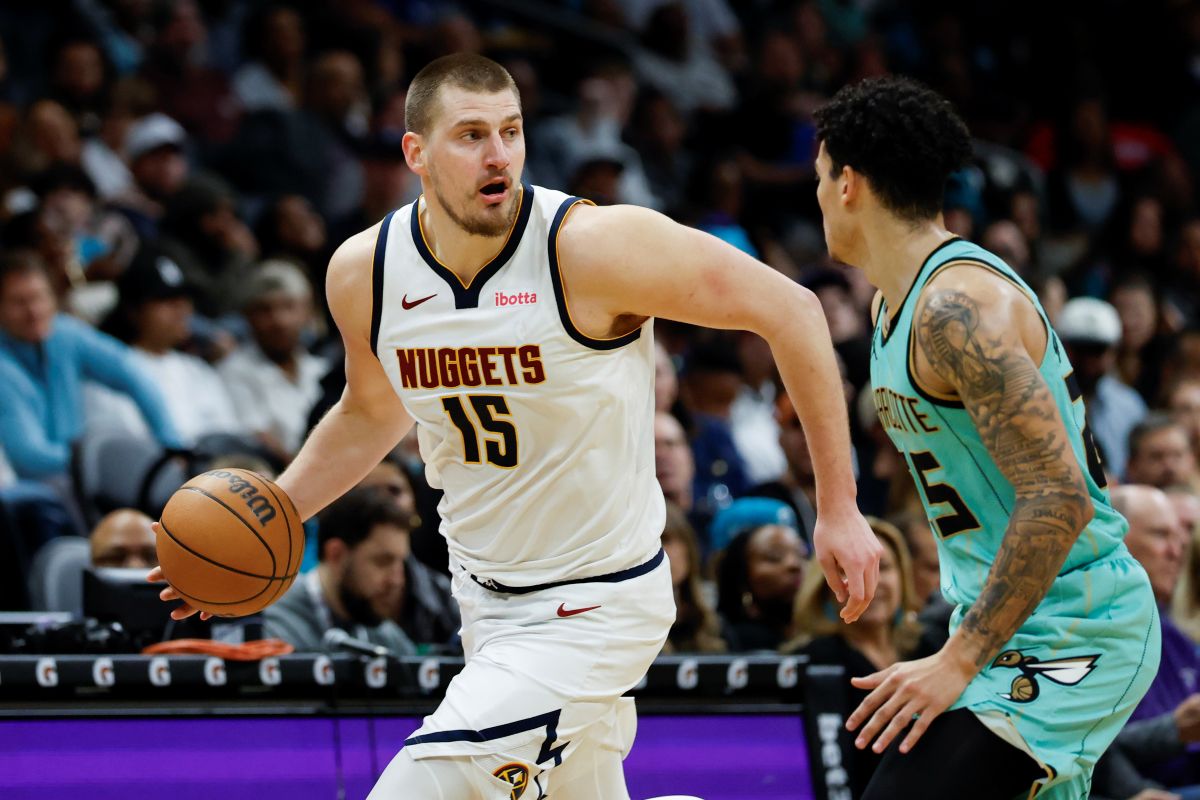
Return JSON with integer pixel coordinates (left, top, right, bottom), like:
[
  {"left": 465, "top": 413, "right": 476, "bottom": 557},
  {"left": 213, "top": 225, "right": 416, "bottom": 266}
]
[
  {"left": 367, "top": 749, "right": 530, "bottom": 800},
  {"left": 547, "top": 698, "right": 636, "bottom": 800},
  {"left": 860, "top": 709, "right": 1045, "bottom": 800}
]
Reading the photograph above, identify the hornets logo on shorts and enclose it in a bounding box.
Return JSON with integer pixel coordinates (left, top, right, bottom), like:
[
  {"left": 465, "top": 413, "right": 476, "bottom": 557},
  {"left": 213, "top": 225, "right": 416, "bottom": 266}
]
[
  {"left": 493, "top": 763, "right": 530, "bottom": 799},
  {"left": 992, "top": 650, "right": 1100, "bottom": 703}
]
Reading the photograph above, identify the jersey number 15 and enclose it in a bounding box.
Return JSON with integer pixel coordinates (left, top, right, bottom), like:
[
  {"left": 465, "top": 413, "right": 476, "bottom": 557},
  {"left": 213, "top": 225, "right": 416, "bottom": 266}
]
[{"left": 442, "top": 395, "right": 519, "bottom": 468}]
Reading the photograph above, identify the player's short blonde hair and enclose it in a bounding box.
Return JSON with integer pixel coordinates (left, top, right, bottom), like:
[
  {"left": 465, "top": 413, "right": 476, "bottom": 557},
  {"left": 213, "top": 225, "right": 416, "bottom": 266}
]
[{"left": 404, "top": 53, "right": 519, "bottom": 136}]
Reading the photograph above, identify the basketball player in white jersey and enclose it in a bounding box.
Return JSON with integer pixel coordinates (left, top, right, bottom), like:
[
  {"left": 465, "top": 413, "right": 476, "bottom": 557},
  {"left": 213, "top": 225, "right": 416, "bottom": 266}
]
[{"left": 152, "top": 54, "right": 882, "bottom": 798}]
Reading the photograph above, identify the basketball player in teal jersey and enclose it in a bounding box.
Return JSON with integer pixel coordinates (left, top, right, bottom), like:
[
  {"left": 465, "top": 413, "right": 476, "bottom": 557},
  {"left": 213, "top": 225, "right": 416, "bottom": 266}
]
[{"left": 816, "top": 77, "right": 1160, "bottom": 799}]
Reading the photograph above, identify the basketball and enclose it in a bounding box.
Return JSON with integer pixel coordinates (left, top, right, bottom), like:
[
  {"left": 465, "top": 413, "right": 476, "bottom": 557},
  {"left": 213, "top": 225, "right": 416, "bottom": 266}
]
[{"left": 156, "top": 469, "right": 304, "bottom": 618}]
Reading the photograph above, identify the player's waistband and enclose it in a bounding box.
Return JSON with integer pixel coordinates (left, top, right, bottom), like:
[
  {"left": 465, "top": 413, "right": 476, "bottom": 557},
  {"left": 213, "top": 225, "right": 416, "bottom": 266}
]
[{"left": 468, "top": 548, "right": 665, "bottom": 595}]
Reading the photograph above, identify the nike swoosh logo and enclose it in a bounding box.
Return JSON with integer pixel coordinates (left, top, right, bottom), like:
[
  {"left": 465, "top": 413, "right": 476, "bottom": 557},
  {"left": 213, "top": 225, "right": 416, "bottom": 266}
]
[
  {"left": 556, "top": 603, "right": 601, "bottom": 618},
  {"left": 402, "top": 293, "right": 436, "bottom": 310}
]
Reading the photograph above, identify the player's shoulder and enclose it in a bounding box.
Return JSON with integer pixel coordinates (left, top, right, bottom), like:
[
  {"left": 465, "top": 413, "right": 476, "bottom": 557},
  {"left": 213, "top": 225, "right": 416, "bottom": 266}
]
[
  {"left": 919, "top": 250, "right": 1035, "bottom": 331},
  {"left": 923, "top": 239, "right": 1021, "bottom": 292},
  {"left": 556, "top": 202, "right": 673, "bottom": 261},
  {"left": 326, "top": 222, "right": 386, "bottom": 321}
]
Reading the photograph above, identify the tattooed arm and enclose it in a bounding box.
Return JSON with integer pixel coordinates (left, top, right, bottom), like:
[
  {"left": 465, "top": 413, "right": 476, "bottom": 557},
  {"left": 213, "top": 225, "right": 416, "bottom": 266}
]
[
  {"left": 846, "top": 269, "right": 1092, "bottom": 755},
  {"left": 916, "top": 281, "right": 1092, "bottom": 670}
]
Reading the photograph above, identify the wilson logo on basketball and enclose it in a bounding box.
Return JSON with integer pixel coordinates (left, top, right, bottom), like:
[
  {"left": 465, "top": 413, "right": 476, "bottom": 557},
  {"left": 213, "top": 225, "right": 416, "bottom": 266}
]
[{"left": 204, "top": 470, "right": 277, "bottom": 525}]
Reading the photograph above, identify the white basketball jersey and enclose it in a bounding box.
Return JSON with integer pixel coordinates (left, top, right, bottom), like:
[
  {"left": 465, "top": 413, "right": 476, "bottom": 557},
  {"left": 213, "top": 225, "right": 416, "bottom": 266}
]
[{"left": 371, "top": 184, "right": 664, "bottom": 587}]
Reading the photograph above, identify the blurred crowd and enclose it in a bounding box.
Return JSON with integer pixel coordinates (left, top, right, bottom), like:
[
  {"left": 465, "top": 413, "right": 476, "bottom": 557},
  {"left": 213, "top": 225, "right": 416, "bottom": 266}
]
[{"left": 3, "top": 1, "right": 1200, "bottom": 795}]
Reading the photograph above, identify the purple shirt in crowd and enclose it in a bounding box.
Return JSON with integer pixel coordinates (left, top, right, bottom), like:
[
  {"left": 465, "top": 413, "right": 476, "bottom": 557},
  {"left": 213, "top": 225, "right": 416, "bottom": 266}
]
[{"left": 1129, "top": 608, "right": 1200, "bottom": 787}]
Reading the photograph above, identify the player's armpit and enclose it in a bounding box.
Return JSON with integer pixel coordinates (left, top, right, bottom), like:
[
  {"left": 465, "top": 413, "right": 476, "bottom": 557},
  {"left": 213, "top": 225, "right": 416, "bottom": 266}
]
[{"left": 914, "top": 288, "right": 1093, "bottom": 672}]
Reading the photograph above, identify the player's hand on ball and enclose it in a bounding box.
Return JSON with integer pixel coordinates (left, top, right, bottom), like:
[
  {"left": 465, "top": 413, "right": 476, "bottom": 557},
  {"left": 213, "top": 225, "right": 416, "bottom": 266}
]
[
  {"left": 145, "top": 536, "right": 212, "bottom": 621},
  {"left": 812, "top": 508, "right": 883, "bottom": 623},
  {"left": 845, "top": 650, "right": 974, "bottom": 755}
]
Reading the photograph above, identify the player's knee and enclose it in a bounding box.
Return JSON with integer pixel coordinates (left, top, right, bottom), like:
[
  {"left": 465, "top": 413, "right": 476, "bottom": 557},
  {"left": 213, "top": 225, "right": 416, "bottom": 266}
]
[{"left": 369, "top": 749, "right": 517, "bottom": 800}]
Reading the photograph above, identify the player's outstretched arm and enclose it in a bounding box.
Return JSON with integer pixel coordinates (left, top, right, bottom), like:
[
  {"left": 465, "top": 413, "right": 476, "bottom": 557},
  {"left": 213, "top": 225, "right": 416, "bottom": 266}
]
[
  {"left": 150, "top": 227, "right": 415, "bottom": 621},
  {"left": 847, "top": 270, "right": 1092, "bottom": 755},
  {"left": 558, "top": 203, "right": 882, "bottom": 622}
]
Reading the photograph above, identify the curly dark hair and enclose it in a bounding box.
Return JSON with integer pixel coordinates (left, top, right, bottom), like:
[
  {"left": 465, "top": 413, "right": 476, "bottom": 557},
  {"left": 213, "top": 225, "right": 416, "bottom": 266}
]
[{"left": 814, "top": 76, "right": 972, "bottom": 222}]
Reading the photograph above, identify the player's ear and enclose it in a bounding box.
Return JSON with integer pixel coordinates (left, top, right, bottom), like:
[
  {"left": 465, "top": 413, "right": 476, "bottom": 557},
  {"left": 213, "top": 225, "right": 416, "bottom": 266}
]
[
  {"left": 403, "top": 131, "right": 427, "bottom": 175},
  {"left": 840, "top": 164, "right": 859, "bottom": 207}
]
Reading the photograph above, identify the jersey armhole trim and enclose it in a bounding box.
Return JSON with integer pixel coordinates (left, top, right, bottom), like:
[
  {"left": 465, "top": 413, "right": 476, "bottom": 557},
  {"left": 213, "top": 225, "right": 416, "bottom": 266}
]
[
  {"left": 905, "top": 257, "right": 1051, "bottom": 409},
  {"left": 547, "top": 196, "right": 643, "bottom": 351},
  {"left": 369, "top": 210, "right": 396, "bottom": 357}
]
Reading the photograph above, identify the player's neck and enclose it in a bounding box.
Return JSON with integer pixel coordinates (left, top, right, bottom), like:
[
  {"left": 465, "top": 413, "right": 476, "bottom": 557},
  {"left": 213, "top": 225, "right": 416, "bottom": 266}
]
[
  {"left": 419, "top": 197, "right": 509, "bottom": 284},
  {"left": 855, "top": 218, "right": 956, "bottom": 314}
]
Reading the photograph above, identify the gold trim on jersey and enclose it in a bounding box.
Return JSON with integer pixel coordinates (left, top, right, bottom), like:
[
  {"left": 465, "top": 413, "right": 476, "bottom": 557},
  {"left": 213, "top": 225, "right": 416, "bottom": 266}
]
[
  {"left": 416, "top": 186, "right": 526, "bottom": 289},
  {"left": 553, "top": 199, "right": 643, "bottom": 343}
]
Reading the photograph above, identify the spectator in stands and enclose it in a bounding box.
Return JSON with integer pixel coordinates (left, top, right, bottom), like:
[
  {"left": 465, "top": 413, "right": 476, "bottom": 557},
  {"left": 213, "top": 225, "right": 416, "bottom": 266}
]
[
  {"left": 263, "top": 486, "right": 416, "bottom": 655},
  {"left": 1170, "top": 485, "right": 1200, "bottom": 644},
  {"left": 48, "top": 35, "right": 110, "bottom": 136},
  {"left": 680, "top": 340, "right": 752, "bottom": 513},
  {"left": 715, "top": 518, "right": 807, "bottom": 651},
  {"left": 109, "top": 112, "right": 190, "bottom": 240},
  {"left": 328, "top": 131, "right": 418, "bottom": 249},
  {"left": 7, "top": 100, "right": 82, "bottom": 185},
  {"left": 79, "top": 77, "right": 153, "bottom": 203},
  {"left": 661, "top": 501, "right": 726, "bottom": 653},
  {"left": 0, "top": 250, "right": 181, "bottom": 481},
  {"left": 140, "top": 0, "right": 239, "bottom": 143},
  {"left": 654, "top": 410, "right": 708, "bottom": 541},
  {"left": 980, "top": 220, "right": 1032, "bottom": 276},
  {"left": 358, "top": 454, "right": 459, "bottom": 652},
  {"left": 31, "top": 163, "right": 138, "bottom": 285},
  {"left": 751, "top": 392, "right": 818, "bottom": 542},
  {"left": 804, "top": 269, "right": 871, "bottom": 396},
  {"left": 1166, "top": 217, "right": 1200, "bottom": 326},
  {"left": 90, "top": 508, "right": 157, "bottom": 569},
  {"left": 255, "top": 193, "right": 329, "bottom": 279},
  {"left": 1099, "top": 485, "right": 1200, "bottom": 796},
  {"left": 219, "top": 260, "right": 327, "bottom": 462},
  {"left": 94, "top": 246, "right": 241, "bottom": 445},
  {"left": 709, "top": 496, "right": 802, "bottom": 560},
  {"left": 632, "top": 1, "right": 737, "bottom": 114},
  {"left": 159, "top": 173, "right": 259, "bottom": 316},
  {"left": 654, "top": 342, "right": 679, "bottom": 414},
  {"left": 232, "top": 3, "right": 306, "bottom": 112},
  {"left": 731, "top": 332, "right": 786, "bottom": 486},
  {"left": 629, "top": 88, "right": 690, "bottom": 215},
  {"left": 536, "top": 62, "right": 658, "bottom": 208},
  {"left": 1057, "top": 297, "right": 1146, "bottom": 478},
  {"left": 1126, "top": 414, "right": 1199, "bottom": 490},
  {"left": 1045, "top": 95, "right": 1123, "bottom": 236},
  {"left": 302, "top": 50, "right": 368, "bottom": 221},
  {"left": 1168, "top": 378, "right": 1200, "bottom": 463},
  {"left": 1112, "top": 274, "right": 1176, "bottom": 403},
  {"left": 889, "top": 510, "right": 941, "bottom": 609},
  {"left": 786, "top": 517, "right": 923, "bottom": 798}
]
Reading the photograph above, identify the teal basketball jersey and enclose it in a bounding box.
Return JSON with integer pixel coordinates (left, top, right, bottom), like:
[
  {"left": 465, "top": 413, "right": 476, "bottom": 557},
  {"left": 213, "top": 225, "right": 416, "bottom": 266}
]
[
  {"left": 869, "top": 237, "right": 1123, "bottom": 606},
  {"left": 870, "top": 238, "right": 1159, "bottom": 798}
]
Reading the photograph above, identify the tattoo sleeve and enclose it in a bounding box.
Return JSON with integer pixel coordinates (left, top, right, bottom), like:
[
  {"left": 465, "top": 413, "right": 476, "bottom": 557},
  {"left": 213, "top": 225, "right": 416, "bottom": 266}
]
[{"left": 916, "top": 290, "right": 1091, "bottom": 671}]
